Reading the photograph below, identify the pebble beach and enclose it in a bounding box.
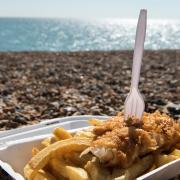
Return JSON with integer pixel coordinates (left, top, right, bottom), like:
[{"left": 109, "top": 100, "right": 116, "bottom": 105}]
[{"left": 0, "top": 50, "right": 179, "bottom": 131}]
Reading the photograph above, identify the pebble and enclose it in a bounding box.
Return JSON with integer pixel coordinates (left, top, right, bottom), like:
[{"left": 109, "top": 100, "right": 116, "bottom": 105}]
[
  {"left": 7, "top": 121, "right": 19, "bottom": 129},
  {"left": 148, "top": 99, "right": 166, "bottom": 106},
  {"left": 166, "top": 102, "right": 180, "bottom": 117},
  {"left": 13, "top": 115, "right": 27, "bottom": 124},
  {"left": 3, "top": 107, "right": 15, "bottom": 113},
  {"left": 64, "top": 106, "right": 77, "bottom": 113},
  {"left": 50, "top": 102, "right": 60, "bottom": 109},
  {"left": 0, "top": 120, "right": 9, "bottom": 128}
]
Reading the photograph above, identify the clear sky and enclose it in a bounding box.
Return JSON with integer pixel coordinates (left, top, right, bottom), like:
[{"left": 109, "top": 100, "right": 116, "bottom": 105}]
[{"left": 0, "top": 0, "right": 180, "bottom": 19}]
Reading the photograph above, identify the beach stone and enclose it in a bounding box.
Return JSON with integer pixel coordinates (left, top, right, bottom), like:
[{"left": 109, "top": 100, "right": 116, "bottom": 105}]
[
  {"left": 148, "top": 98, "right": 166, "bottom": 106},
  {"left": 1, "top": 89, "right": 10, "bottom": 96},
  {"left": 0, "top": 119, "right": 9, "bottom": 128},
  {"left": 7, "top": 121, "right": 19, "bottom": 129},
  {"left": 50, "top": 102, "right": 60, "bottom": 109},
  {"left": 13, "top": 115, "right": 27, "bottom": 124},
  {"left": 64, "top": 106, "right": 77, "bottom": 113},
  {"left": 166, "top": 102, "right": 180, "bottom": 116},
  {"left": 3, "top": 107, "right": 15, "bottom": 113}
]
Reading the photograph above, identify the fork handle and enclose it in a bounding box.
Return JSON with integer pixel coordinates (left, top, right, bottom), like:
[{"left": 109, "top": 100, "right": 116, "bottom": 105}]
[{"left": 131, "top": 9, "right": 147, "bottom": 89}]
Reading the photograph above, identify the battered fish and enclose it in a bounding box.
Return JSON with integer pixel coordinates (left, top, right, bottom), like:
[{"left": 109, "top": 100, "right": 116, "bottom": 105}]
[{"left": 89, "top": 111, "right": 180, "bottom": 168}]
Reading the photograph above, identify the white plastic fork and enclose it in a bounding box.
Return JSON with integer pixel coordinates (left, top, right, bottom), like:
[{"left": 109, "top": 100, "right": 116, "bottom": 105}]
[{"left": 124, "top": 9, "right": 147, "bottom": 120}]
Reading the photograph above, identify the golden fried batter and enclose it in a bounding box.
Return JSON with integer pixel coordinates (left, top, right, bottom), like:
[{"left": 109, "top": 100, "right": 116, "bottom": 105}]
[{"left": 90, "top": 111, "right": 180, "bottom": 168}]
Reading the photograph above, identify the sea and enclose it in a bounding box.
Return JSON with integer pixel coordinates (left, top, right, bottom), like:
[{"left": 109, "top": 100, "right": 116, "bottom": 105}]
[{"left": 0, "top": 18, "right": 180, "bottom": 51}]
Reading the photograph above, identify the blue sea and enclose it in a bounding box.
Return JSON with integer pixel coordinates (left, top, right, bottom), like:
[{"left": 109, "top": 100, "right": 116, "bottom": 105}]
[{"left": 0, "top": 18, "right": 180, "bottom": 51}]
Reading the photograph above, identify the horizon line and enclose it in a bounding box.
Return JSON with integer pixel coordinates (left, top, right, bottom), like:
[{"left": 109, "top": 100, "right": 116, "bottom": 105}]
[{"left": 0, "top": 16, "right": 180, "bottom": 21}]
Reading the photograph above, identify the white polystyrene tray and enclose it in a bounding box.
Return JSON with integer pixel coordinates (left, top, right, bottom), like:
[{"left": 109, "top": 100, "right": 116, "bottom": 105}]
[
  {"left": 0, "top": 115, "right": 108, "bottom": 139},
  {"left": 0, "top": 120, "right": 89, "bottom": 143},
  {"left": 0, "top": 127, "right": 88, "bottom": 178},
  {"left": 0, "top": 116, "right": 179, "bottom": 180}
]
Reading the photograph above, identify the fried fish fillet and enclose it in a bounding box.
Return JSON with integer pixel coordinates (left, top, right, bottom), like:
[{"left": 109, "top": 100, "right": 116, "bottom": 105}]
[{"left": 89, "top": 111, "right": 180, "bottom": 168}]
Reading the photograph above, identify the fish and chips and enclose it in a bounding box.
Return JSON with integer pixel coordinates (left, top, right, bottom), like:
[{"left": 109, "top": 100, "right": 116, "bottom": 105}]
[{"left": 24, "top": 111, "right": 180, "bottom": 180}]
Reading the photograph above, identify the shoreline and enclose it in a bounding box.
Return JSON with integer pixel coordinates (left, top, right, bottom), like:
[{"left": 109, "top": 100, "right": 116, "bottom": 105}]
[
  {"left": 0, "top": 50, "right": 179, "bottom": 130},
  {"left": 0, "top": 49, "right": 179, "bottom": 53}
]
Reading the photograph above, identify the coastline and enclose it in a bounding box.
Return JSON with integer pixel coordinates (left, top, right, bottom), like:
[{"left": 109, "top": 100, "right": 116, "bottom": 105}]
[{"left": 0, "top": 50, "right": 179, "bottom": 130}]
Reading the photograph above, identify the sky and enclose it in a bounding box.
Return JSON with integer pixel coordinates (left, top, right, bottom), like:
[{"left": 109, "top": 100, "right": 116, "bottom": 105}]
[{"left": 0, "top": 0, "right": 180, "bottom": 19}]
